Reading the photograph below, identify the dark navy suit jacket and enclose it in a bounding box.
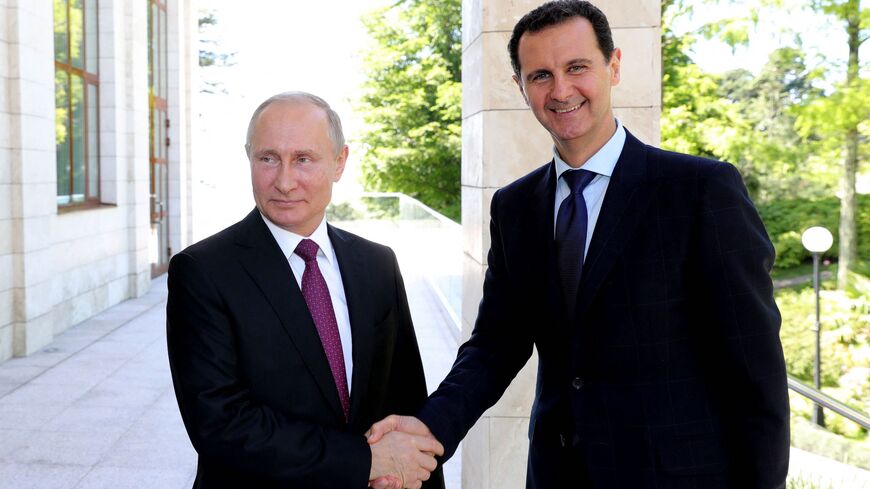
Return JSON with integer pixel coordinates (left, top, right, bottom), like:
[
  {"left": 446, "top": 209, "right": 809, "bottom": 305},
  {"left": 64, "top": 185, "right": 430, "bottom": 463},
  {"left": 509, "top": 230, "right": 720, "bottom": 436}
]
[
  {"left": 418, "top": 130, "right": 789, "bottom": 488},
  {"left": 167, "top": 209, "right": 444, "bottom": 489}
]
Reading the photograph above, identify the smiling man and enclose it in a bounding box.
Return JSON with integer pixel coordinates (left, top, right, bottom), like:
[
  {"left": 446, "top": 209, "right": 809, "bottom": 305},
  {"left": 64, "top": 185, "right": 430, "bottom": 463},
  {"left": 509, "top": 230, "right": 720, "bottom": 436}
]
[
  {"left": 367, "top": 2, "right": 790, "bottom": 488},
  {"left": 166, "top": 92, "right": 444, "bottom": 489}
]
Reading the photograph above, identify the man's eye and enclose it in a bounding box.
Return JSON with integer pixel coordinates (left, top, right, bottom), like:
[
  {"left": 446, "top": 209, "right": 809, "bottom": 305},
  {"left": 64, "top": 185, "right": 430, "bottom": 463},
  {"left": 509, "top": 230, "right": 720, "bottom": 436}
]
[
  {"left": 568, "top": 65, "right": 586, "bottom": 73},
  {"left": 297, "top": 156, "right": 312, "bottom": 164},
  {"left": 260, "top": 155, "right": 277, "bottom": 164},
  {"left": 532, "top": 73, "right": 550, "bottom": 82}
]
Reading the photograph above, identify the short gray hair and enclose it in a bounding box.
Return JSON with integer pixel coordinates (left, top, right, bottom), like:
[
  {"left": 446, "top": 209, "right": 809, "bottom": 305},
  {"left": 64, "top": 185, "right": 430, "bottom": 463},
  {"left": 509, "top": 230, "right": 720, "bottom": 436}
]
[{"left": 244, "top": 91, "right": 346, "bottom": 156}]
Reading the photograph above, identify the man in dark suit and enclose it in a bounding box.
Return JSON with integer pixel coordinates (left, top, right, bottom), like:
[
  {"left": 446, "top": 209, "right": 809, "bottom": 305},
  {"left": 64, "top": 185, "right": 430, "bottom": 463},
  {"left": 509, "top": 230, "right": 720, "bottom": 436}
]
[
  {"left": 368, "top": 2, "right": 790, "bottom": 488},
  {"left": 167, "top": 92, "right": 444, "bottom": 489}
]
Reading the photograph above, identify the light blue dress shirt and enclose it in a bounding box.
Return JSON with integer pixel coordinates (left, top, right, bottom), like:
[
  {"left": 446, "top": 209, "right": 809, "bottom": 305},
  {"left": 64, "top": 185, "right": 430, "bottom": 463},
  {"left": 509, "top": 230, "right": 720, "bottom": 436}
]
[{"left": 552, "top": 119, "right": 626, "bottom": 259}]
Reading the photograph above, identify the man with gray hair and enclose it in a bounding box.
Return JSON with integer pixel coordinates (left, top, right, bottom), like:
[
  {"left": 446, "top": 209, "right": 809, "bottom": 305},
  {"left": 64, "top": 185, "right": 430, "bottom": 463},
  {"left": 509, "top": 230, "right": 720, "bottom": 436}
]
[{"left": 167, "top": 91, "right": 445, "bottom": 489}]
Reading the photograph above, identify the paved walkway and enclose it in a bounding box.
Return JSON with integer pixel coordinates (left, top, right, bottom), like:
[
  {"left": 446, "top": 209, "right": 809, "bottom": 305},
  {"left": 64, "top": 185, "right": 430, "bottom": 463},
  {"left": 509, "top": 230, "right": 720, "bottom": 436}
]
[{"left": 0, "top": 267, "right": 462, "bottom": 488}]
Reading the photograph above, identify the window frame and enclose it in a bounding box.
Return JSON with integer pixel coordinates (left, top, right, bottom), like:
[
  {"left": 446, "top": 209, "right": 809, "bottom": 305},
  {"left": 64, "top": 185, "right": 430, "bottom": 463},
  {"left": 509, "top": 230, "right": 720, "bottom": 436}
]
[{"left": 54, "top": 0, "right": 101, "bottom": 210}]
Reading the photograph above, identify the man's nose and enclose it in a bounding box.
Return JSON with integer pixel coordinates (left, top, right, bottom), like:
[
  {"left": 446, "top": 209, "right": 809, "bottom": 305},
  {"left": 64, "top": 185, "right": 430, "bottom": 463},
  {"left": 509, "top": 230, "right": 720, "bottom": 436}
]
[
  {"left": 551, "top": 74, "right": 573, "bottom": 102},
  {"left": 274, "top": 162, "right": 298, "bottom": 193}
]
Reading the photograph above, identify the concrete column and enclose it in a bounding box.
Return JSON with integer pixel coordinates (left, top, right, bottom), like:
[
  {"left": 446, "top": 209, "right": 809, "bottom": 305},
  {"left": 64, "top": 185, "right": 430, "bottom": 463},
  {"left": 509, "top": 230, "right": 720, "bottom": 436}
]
[
  {"left": 167, "top": 0, "right": 197, "bottom": 259},
  {"left": 4, "top": 0, "right": 57, "bottom": 358},
  {"left": 0, "top": 0, "right": 15, "bottom": 360},
  {"left": 459, "top": 1, "right": 660, "bottom": 487},
  {"left": 125, "top": 0, "right": 152, "bottom": 296}
]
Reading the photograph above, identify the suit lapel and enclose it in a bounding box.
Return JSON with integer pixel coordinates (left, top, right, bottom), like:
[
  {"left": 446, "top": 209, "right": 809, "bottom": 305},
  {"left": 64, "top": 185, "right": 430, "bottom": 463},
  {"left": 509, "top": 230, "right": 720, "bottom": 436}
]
[
  {"left": 575, "top": 132, "right": 657, "bottom": 320},
  {"left": 328, "top": 225, "right": 376, "bottom": 424},
  {"left": 530, "top": 162, "right": 565, "bottom": 322},
  {"left": 233, "top": 210, "right": 346, "bottom": 422}
]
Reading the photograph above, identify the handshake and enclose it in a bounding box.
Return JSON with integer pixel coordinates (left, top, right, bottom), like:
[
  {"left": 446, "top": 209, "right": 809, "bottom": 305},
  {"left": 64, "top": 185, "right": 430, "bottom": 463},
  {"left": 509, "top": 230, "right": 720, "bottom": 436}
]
[{"left": 366, "top": 415, "right": 443, "bottom": 489}]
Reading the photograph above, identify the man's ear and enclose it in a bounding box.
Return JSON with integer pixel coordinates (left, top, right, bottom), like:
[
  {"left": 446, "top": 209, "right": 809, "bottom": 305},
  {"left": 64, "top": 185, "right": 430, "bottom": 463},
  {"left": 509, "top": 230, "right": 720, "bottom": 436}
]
[
  {"left": 334, "top": 145, "right": 349, "bottom": 182},
  {"left": 512, "top": 74, "right": 529, "bottom": 106},
  {"left": 609, "top": 47, "right": 622, "bottom": 86}
]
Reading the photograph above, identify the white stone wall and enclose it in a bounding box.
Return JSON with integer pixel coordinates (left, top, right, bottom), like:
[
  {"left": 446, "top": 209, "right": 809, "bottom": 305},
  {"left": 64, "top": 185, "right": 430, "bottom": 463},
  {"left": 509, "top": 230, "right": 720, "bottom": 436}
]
[
  {"left": 0, "top": 0, "right": 16, "bottom": 360},
  {"left": 0, "top": 0, "right": 196, "bottom": 361},
  {"left": 167, "top": 0, "right": 197, "bottom": 258},
  {"left": 460, "top": 1, "right": 661, "bottom": 487}
]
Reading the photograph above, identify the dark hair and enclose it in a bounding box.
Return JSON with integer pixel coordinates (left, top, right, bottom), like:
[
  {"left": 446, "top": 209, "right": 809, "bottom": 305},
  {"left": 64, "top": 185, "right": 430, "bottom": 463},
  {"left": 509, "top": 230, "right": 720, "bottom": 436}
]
[{"left": 508, "top": 1, "right": 614, "bottom": 78}]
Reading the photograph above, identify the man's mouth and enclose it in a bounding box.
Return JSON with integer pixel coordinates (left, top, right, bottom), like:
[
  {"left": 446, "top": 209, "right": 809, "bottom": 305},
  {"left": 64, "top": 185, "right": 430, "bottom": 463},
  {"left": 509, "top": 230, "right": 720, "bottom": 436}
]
[{"left": 552, "top": 101, "right": 585, "bottom": 114}]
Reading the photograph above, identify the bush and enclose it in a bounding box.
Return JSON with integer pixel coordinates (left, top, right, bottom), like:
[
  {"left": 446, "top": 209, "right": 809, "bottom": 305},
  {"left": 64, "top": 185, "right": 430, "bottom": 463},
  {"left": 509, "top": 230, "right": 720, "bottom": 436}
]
[
  {"left": 778, "top": 271, "right": 870, "bottom": 440},
  {"left": 757, "top": 194, "right": 870, "bottom": 270}
]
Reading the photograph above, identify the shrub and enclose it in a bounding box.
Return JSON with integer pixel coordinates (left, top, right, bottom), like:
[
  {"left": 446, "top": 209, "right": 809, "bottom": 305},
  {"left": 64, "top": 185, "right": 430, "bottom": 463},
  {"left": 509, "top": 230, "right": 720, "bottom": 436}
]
[{"left": 757, "top": 195, "right": 870, "bottom": 270}]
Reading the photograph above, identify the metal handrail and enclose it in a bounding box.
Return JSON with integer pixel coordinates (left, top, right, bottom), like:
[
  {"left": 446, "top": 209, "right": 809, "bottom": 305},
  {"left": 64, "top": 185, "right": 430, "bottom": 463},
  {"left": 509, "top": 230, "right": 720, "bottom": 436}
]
[{"left": 787, "top": 375, "right": 870, "bottom": 430}]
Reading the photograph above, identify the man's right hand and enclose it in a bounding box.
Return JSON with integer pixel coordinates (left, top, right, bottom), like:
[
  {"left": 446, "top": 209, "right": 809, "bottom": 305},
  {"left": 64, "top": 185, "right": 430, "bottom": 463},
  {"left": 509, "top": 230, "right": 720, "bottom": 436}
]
[{"left": 368, "top": 428, "right": 443, "bottom": 489}]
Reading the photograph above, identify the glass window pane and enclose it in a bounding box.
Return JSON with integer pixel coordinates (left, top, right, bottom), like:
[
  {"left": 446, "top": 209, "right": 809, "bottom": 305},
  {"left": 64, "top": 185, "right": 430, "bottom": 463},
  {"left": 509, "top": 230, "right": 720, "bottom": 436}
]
[
  {"left": 151, "top": 3, "right": 158, "bottom": 93},
  {"left": 54, "top": 0, "right": 69, "bottom": 63},
  {"left": 85, "top": 0, "right": 98, "bottom": 74},
  {"left": 55, "top": 70, "right": 71, "bottom": 202},
  {"left": 70, "top": 0, "right": 84, "bottom": 69},
  {"left": 71, "top": 75, "right": 85, "bottom": 202},
  {"left": 87, "top": 83, "right": 98, "bottom": 199},
  {"left": 147, "top": 3, "right": 153, "bottom": 90},
  {"left": 160, "top": 8, "right": 168, "bottom": 98}
]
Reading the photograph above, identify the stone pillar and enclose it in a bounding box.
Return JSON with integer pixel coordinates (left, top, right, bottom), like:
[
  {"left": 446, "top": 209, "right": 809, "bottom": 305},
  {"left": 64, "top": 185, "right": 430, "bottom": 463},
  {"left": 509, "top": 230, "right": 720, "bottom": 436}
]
[
  {"left": 3, "top": 0, "right": 57, "bottom": 358},
  {"left": 167, "top": 0, "right": 197, "bottom": 260},
  {"left": 460, "top": 1, "right": 660, "bottom": 487}
]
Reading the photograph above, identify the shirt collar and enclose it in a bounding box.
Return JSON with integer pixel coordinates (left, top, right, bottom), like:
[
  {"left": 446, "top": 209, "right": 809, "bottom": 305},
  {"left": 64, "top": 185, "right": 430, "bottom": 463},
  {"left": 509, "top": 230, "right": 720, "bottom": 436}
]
[
  {"left": 260, "top": 213, "right": 335, "bottom": 265},
  {"left": 553, "top": 118, "right": 625, "bottom": 179}
]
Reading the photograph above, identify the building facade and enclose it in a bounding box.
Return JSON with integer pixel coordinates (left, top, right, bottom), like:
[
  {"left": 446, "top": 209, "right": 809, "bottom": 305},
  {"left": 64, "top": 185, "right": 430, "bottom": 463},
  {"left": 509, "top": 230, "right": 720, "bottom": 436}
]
[{"left": 0, "top": 0, "right": 197, "bottom": 361}]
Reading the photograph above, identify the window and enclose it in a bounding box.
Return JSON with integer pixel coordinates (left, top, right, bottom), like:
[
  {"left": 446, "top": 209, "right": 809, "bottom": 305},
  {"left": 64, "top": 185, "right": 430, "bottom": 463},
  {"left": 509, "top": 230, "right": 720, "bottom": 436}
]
[{"left": 54, "top": 0, "right": 99, "bottom": 207}]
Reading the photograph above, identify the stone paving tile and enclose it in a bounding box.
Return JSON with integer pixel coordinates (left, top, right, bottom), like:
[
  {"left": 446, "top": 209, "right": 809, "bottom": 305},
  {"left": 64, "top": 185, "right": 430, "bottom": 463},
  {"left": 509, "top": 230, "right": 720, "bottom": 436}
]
[
  {"left": 0, "top": 403, "right": 67, "bottom": 430},
  {"left": 6, "top": 430, "right": 123, "bottom": 467},
  {"left": 41, "top": 405, "right": 148, "bottom": 435},
  {"left": 0, "top": 382, "right": 18, "bottom": 398},
  {"left": 0, "top": 382, "right": 87, "bottom": 407},
  {"left": 0, "top": 363, "right": 45, "bottom": 384},
  {"left": 0, "top": 462, "right": 90, "bottom": 489},
  {"left": 74, "top": 380, "right": 164, "bottom": 409},
  {"left": 0, "top": 429, "right": 33, "bottom": 461},
  {"left": 72, "top": 466, "right": 194, "bottom": 489},
  {"left": 98, "top": 430, "right": 196, "bottom": 470}
]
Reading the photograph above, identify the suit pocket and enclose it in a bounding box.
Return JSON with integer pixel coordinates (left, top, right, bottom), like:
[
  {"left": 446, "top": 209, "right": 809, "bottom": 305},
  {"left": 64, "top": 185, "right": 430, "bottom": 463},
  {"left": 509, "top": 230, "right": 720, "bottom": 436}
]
[{"left": 656, "top": 432, "right": 726, "bottom": 476}]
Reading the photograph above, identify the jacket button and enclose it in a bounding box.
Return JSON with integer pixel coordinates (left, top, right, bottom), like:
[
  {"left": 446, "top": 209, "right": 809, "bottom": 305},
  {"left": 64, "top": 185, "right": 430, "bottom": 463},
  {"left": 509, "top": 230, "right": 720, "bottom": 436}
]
[{"left": 572, "top": 377, "right": 584, "bottom": 389}]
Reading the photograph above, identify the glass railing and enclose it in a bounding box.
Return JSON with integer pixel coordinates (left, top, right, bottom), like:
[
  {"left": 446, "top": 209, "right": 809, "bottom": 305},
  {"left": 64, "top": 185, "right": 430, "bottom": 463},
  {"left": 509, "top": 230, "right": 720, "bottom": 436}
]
[{"left": 328, "top": 192, "right": 462, "bottom": 338}]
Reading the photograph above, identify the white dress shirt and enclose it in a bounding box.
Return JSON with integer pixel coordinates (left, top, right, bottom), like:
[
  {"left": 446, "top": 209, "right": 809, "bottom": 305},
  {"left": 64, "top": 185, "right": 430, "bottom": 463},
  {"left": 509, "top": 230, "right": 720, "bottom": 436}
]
[
  {"left": 553, "top": 119, "right": 627, "bottom": 258},
  {"left": 261, "top": 214, "right": 353, "bottom": 393}
]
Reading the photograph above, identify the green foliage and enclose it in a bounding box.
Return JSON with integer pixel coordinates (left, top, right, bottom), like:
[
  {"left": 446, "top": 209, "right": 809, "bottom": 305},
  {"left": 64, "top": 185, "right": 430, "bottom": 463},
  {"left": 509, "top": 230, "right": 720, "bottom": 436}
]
[
  {"left": 778, "top": 272, "right": 870, "bottom": 439},
  {"left": 356, "top": 0, "right": 461, "bottom": 222},
  {"left": 757, "top": 195, "right": 870, "bottom": 268}
]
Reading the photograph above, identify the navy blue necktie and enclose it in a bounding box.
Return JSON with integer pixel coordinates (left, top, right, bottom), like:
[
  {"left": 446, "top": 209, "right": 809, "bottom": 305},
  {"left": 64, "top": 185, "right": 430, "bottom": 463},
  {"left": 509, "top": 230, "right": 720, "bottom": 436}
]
[{"left": 555, "top": 169, "right": 596, "bottom": 314}]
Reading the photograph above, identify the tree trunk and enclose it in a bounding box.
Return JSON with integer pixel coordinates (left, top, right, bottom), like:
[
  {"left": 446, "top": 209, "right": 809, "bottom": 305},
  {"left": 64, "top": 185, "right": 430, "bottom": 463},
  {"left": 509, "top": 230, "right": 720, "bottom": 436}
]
[{"left": 837, "top": 0, "right": 860, "bottom": 290}]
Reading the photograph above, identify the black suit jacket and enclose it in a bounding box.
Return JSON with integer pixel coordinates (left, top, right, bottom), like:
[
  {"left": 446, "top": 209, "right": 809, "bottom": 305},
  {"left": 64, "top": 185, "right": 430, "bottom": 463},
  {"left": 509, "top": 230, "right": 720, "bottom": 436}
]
[
  {"left": 167, "top": 209, "right": 444, "bottom": 489},
  {"left": 418, "top": 131, "right": 789, "bottom": 488}
]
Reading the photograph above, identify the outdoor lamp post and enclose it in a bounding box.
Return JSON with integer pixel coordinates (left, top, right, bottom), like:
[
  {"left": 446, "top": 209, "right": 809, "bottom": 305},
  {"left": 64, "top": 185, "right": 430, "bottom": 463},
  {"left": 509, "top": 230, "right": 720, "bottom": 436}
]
[{"left": 801, "top": 226, "right": 833, "bottom": 428}]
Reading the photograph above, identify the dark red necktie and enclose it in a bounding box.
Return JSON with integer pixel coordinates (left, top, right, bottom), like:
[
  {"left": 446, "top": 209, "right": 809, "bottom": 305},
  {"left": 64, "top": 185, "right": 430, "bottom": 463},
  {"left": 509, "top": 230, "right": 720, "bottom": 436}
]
[
  {"left": 294, "top": 239, "right": 350, "bottom": 422},
  {"left": 555, "top": 169, "right": 596, "bottom": 316}
]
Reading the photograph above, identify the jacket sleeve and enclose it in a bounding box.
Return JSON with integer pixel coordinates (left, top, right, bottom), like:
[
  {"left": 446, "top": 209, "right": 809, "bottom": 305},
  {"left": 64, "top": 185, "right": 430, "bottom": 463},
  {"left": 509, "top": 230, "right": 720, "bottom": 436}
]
[
  {"left": 417, "top": 189, "right": 536, "bottom": 461},
  {"left": 166, "top": 251, "right": 372, "bottom": 488},
  {"left": 696, "top": 162, "right": 790, "bottom": 488}
]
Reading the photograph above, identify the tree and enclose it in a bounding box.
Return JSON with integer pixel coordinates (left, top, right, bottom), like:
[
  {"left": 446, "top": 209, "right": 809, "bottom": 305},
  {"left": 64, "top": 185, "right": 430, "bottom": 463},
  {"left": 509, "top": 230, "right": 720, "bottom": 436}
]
[
  {"left": 795, "top": 0, "right": 868, "bottom": 289},
  {"left": 356, "top": 0, "right": 461, "bottom": 222},
  {"left": 661, "top": 1, "right": 825, "bottom": 202},
  {"left": 198, "top": 9, "right": 236, "bottom": 95}
]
